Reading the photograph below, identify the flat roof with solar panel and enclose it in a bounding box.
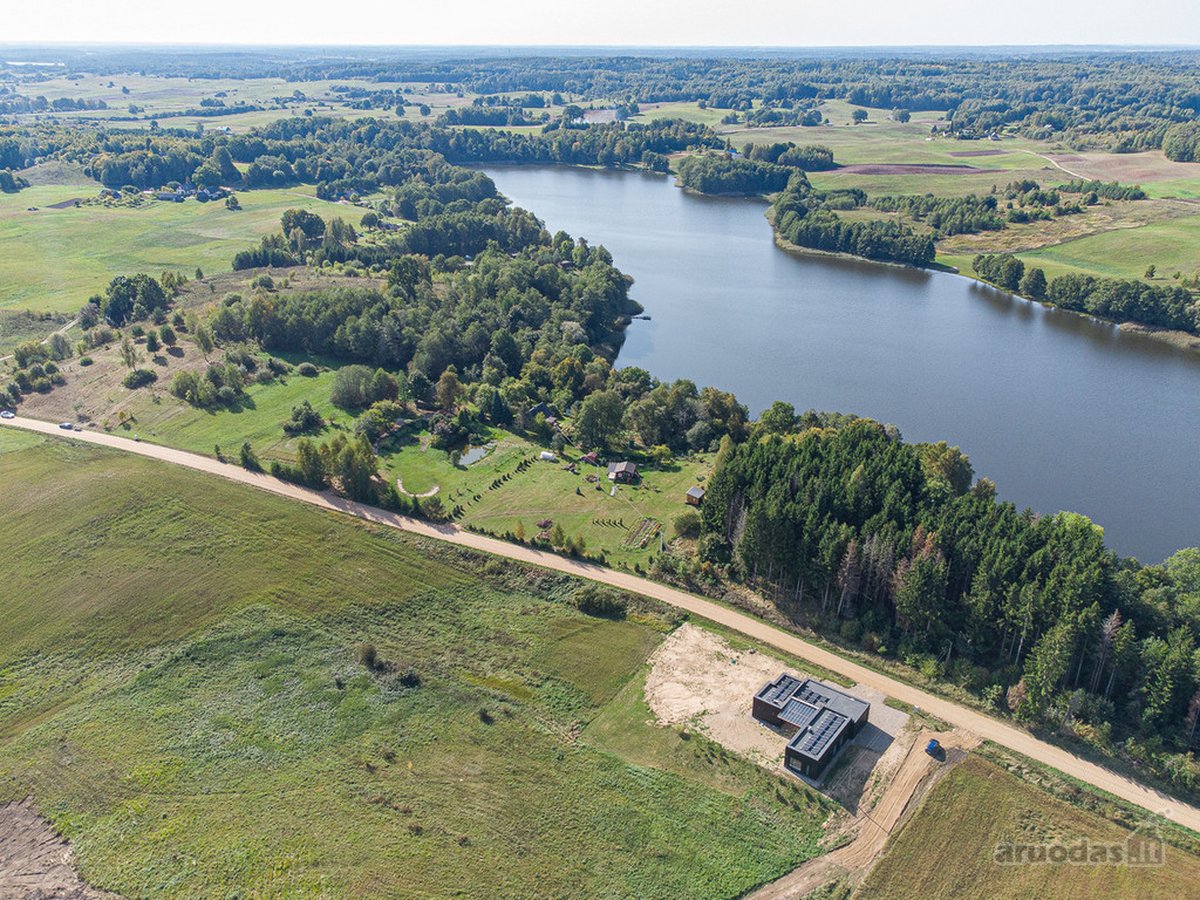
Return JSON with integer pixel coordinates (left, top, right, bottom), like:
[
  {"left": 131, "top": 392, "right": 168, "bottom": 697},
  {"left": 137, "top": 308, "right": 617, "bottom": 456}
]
[{"left": 752, "top": 672, "right": 871, "bottom": 779}]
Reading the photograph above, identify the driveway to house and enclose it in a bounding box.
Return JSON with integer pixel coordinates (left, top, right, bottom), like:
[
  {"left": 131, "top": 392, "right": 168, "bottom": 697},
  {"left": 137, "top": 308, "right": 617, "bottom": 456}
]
[{"left": 5, "top": 413, "right": 1200, "bottom": 833}]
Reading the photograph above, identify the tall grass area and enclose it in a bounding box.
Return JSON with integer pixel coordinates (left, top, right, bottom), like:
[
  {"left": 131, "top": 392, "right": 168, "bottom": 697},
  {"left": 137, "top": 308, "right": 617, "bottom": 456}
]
[
  {"left": 858, "top": 755, "right": 1200, "bottom": 899},
  {"left": 0, "top": 438, "right": 829, "bottom": 897}
]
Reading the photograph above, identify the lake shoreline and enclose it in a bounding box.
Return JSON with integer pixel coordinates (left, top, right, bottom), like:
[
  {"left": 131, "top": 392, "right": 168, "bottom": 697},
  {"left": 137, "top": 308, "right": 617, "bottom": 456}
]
[{"left": 485, "top": 162, "right": 1200, "bottom": 562}]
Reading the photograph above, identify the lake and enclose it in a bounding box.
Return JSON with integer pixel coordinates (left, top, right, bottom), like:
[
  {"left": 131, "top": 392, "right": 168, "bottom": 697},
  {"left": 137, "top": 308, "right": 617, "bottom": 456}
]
[{"left": 485, "top": 165, "right": 1200, "bottom": 563}]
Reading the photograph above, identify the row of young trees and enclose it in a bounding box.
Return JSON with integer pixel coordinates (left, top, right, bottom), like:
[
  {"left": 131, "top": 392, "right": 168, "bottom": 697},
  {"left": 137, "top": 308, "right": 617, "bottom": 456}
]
[{"left": 974, "top": 253, "right": 1199, "bottom": 333}]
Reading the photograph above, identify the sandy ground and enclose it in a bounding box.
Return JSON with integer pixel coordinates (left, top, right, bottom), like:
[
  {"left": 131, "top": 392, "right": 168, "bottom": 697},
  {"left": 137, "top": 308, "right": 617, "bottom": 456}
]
[
  {"left": 644, "top": 623, "right": 801, "bottom": 767},
  {"left": 0, "top": 798, "right": 116, "bottom": 899},
  {"left": 4, "top": 414, "right": 1200, "bottom": 834}
]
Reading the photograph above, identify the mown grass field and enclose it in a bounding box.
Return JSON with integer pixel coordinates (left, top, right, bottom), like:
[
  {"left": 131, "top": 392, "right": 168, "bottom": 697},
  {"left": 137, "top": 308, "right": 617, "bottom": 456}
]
[
  {"left": 0, "top": 181, "right": 351, "bottom": 314},
  {"left": 858, "top": 754, "right": 1200, "bottom": 899},
  {"left": 0, "top": 438, "right": 830, "bottom": 897}
]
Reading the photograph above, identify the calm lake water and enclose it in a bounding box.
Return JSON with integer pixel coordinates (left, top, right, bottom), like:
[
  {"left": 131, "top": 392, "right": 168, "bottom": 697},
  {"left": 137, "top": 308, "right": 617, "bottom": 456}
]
[{"left": 486, "top": 165, "right": 1200, "bottom": 563}]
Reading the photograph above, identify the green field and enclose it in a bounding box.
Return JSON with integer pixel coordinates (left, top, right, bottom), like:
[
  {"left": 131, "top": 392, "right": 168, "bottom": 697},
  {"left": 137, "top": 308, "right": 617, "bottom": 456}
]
[
  {"left": 708, "top": 99, "right": 1200, "bottom": 284},
  {"left": 859, "top": 755, "right": 1200, "bottom": 899},
  {"left": 0, "top": 438, "right": 829, "bottom": 897},
  {"left": 5, "top": 74, "right": 468, "bottom": 131},
  {"left": 1014, "top": 214, "right": 1200, "bottom": 281},
  {"left": 0, "top": 182, "right": 352, "bottom": 314}
]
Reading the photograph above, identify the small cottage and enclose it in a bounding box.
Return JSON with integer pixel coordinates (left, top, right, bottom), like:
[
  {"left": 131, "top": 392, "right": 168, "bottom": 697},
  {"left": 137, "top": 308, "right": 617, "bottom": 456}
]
[
  {"left": 685, "top": 485, "right": 706, "bottom": 506},
  {"left": 607, "top": 461, "right": 638, "bottom": 483}
]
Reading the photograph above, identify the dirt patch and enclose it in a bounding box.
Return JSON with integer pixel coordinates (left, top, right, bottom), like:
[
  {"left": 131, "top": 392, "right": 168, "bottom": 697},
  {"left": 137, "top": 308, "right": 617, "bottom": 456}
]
[
  {"left": 1037, "top": 150, "right": 1200, "bottom": 185},
  {"left": 947, "top": 149, "right": 1005, "bottom": 158},
  {"left": 644, "top": 625, "right": 910, "bottom": 775},
  {"left": 835, "top": 163, "right": 998, "bottom": 176},
  {"left": 44, "top": 198, "right": 83, "bottom": 210},
  {"left": 0, "top": 797, "right": 117, "bottom": 899},
  {"left": 645, "top": 623, "right": 789, "bottom": 767},
  {"left": 396, "top": 477, "right": 439, "bottom": 498}
]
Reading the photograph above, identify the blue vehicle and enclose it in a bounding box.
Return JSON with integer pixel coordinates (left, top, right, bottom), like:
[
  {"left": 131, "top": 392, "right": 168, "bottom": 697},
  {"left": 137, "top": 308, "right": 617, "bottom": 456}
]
[{"left": 925, "top": 739, "right": 943, "bottom": 759}]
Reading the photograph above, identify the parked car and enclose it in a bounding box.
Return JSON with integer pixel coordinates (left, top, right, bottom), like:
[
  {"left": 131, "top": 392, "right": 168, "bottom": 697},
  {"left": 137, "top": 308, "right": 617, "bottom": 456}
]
[
  {"left": 59, "top": 421, "right": 73, "bottom": 429},
  {"left": 0, "top": 410, "right": 14, "bottom": 419}
]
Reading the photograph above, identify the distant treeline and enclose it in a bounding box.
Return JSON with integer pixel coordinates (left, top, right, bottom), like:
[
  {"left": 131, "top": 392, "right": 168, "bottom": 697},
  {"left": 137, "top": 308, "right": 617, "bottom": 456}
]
[
  {"left": 68, "top": 117, "right": 723, "bottom": 193},
  {"left": 11, "top": 47, "right": 1200, "bottom": 151},
  {"left": 1056, "top": 179, "right": 1147, "bottom": 201},
  {"left": 0, "top": 94, "right": 108, "bottom": 114},
  {"left": 436, "top": 106, "right": 542, "bottom": 127}
]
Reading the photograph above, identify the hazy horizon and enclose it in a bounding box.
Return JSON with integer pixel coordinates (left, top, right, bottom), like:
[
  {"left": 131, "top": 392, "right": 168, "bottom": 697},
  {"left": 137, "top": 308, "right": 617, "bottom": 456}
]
[{"left": 7, "top": 1, "right": 1200, "bottom": 49}]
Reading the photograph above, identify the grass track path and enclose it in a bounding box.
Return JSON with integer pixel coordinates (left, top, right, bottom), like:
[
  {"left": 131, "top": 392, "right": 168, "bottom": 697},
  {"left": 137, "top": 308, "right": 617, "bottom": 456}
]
[{"left": 4, "top": 414, "right": 1200, "bottom": 833}]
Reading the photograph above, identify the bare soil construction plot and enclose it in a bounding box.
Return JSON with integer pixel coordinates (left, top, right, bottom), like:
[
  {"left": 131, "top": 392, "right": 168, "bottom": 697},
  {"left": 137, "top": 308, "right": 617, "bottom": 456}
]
[
  {"left": 0, "top": 797, "right": 115, "bottom": 899},
  {"left": 643, "top": 625, "right": 909, "bottom": 783}
]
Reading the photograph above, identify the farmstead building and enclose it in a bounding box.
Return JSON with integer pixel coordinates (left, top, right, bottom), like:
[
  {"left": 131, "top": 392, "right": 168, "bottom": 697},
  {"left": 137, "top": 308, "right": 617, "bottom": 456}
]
[
  {"left": 607, "top": 461, "right": 638, "bottom": 483},
  {"left": 753, "top": 674, "right": 870, "bottom": 778}
]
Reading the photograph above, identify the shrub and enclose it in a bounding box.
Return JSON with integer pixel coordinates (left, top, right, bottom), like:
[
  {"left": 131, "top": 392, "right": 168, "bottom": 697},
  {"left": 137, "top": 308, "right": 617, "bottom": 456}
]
[
  {"left": 574, "top": 584, "right": 628, "bottom": 619},
  {"left": 673, "top": 509, "right": 702, "bottom": 538},
  {"left": 297, "top": 361, "right": 319, "bottom": 377},
  {"left": 239, "top": 441, "right": 262, "bottom": 472},
  {"left": 122, "top": 368, "right": 157, "bottom": 389},
  {"left": 357, "top": 642, "right": 379, "bottom": 670},
  {"left": 283, "top": 400, "right": 325, "bottom": 435},
  {"left": 79, "top": 356, "right": 93, "bottom": 366}
]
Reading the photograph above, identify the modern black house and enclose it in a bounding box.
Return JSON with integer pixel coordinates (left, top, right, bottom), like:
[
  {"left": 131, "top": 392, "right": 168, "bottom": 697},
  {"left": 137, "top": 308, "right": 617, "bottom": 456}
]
[{"left": 752, "top": 673, "right": 870, "bottom": 778}]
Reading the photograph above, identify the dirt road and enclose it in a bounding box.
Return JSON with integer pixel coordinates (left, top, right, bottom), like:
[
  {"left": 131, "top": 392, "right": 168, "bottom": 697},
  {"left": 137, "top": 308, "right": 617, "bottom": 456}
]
[
  {"left": 5, "top": 414, "right": 1200, "bottom": 833},
  {"left": 749, "top": 732, "right": 973, "bottom": 898}
]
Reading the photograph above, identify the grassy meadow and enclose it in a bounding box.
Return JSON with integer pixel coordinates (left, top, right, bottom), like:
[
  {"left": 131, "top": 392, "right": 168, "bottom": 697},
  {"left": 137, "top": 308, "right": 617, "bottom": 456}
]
[
  {"left": 0, "top": 437, "right": 830, "bottom": 897},
  {"left": 858, "top": 754, "right": 1200, "bottom": 899},
  {"left": 0, "top": 181, "right": 352, "bottom": 315}
]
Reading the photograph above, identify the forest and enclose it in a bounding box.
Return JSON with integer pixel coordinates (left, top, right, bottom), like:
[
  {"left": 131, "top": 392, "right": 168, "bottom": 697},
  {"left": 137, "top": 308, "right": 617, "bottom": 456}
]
[
  {"left": 10, "top": 46, "right": 1199, "bottom": 152},
  {"left": 771, "top": 175, "right": 936, "bottom": 267},
  {"left": 701, "top": 419, "right": 1200, "bottom": 795}
]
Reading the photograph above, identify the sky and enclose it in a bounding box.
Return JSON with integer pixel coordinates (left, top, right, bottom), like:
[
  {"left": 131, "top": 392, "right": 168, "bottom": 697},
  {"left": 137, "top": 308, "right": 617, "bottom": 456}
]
[{"left": 6, "top": 0, "right": 1200, "bottom": 48}]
